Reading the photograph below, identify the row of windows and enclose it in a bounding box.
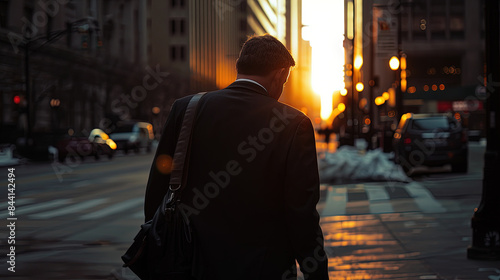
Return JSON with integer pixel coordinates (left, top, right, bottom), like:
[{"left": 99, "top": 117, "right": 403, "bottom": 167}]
[
  {"left": 171, "top": 0, "right": 186, "bottom": 8},
  {"left": 171, "top": 18, "right": 186, "bottom": 36},
  {"left": 170, "top": 45, "right": 186, "bottom": 61},
  {"left": 400, "top": 0, "right": 469, "bottom": 40}
]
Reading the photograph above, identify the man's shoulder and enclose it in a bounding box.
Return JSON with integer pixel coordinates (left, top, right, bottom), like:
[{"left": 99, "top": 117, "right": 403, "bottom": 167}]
[{"left": 274, "top": 102, "right": 311, "bottom": 123}]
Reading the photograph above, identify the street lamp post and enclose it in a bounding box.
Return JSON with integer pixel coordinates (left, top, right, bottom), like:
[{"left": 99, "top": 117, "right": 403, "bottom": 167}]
[
  {"left": 21, "top": 18, "right": 100, "bottom": 147},
  {"left": 467, "top": 0, "right": 500, "bottom": 260}
]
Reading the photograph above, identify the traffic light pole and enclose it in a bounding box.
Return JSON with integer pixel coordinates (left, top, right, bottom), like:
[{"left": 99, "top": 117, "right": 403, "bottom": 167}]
[
  {"left": 467, "top": 0, "right": 500, "bottom": 260},
  {"left": 395, "top": 1, "right": 403, "bottom": 122},
  {"left": 24, "top": 40, "right": 32, "bottom": 141},
  {"left": 21, "top": 18, "right": 100, "bottom": 145}
]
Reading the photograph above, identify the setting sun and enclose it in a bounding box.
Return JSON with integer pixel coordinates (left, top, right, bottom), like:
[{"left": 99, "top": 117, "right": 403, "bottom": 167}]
[{"left": 303, "top": 0, "right": 345, "bottom": 121}]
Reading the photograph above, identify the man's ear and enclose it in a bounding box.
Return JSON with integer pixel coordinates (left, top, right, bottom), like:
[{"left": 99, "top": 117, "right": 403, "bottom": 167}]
[{"left": 277, "top": 67, "right": 290, "bottom": 85}]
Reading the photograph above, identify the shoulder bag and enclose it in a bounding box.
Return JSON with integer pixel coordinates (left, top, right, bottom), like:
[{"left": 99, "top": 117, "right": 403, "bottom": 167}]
[{"left": 121, "top": 92, "right": 205, "bottom": 279}]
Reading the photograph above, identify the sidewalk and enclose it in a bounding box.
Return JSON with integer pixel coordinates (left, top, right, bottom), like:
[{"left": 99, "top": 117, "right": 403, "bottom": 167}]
[
  {"left": 112, "top": 209, "right": 500, "bottom": 280},
  {"left": 321, "top": 211, "right": 500, "bottom": 279},
  {"left": 112, "top": 144, "right": 500, "bottom": 280}
]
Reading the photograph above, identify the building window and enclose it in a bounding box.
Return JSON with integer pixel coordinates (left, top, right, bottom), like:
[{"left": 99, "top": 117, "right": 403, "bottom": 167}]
[
  {"left": 240, "top": 19, "right": 246, "bottom": 32},
  {"left": 180, "top": 19, "right": 185, "bottom": 35},
  {"left": 179, "top": 45, "right": 186, "bottom": 61},
  {"left": 411, "top": 0, "right": 427, "bottom": 40},
  {"left": 170, "top": 19, "right": 176, "bottom": 35},
  {"left": 170, "top": 45, "right": 186, "bottom": 61},
  {"left": 0, "top": 0, "right": 8, "bottom": 28},
  {"left": 171, "top": 0, "right": 177, "bottom": 8},
  {"left": 170, "top": 45, "right": 176, "bottom": 61},
  {"left": 46, "top": 13, "right": 53, "bottom": 39},
  {"left": 430, "top": 0, "right": 446, "bottom": 40},
  {"left": 449, "top": 0, "right": 465, "bottom": 39},
  {"left": 23, "top": 6, "right": 35, "bottom": 35},
  {"left": 171, "top": 19, "right": 186, "bottom": 36}
]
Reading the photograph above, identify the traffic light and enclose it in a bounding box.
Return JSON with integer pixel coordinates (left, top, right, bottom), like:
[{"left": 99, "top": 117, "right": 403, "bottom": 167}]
[
  {"left": 78, "top": 24, "right": 89, "bottom": 49},
  {"left": 13, "top": 95, "right": 21, "bottom": 105}
]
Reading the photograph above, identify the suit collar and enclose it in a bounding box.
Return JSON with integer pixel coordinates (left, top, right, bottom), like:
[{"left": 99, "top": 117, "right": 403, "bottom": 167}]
[{"left": 226, "top": 80, "right": 270, "bottom": 97}]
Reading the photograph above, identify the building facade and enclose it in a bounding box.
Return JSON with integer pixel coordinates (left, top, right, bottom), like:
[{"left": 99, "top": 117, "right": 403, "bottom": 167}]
[
  {"left": 0, "top": 0, "right": 312, "bottom": 158},
  {"left": 347, "top": 0, "right": 486, "bottom": 144}
]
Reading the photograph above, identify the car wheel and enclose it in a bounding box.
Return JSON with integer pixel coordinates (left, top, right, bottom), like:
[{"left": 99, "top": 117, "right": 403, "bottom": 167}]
[
  {"left": 95, "top": 147, "right": 102, "bottom": 160},
  {"left": 452, "top": 161, "right": 468, "bottom": 173}
]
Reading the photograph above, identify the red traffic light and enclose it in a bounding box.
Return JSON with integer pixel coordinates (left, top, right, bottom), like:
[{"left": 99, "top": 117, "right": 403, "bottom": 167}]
[{"left": 13, "top": 96, "right": 21, "bottom": 104}]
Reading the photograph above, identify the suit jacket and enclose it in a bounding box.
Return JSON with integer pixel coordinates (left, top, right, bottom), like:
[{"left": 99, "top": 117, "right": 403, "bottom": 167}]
[{"left": 144, "top": 81, "right": 328, "bottom": 280}]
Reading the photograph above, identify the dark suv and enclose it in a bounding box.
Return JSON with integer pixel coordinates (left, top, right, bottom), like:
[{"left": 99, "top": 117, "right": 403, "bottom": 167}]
[{"left": 393, "top": 113, "right": 468, "bottom": 173}]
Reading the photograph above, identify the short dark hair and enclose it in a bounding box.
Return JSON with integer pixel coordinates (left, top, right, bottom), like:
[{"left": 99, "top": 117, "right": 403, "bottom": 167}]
[{"left": 236, "top": 34, "right": 295, "bottom": 76}]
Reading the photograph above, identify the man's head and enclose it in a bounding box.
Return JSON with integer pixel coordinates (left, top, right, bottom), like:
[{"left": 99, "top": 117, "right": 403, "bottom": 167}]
[{"left": 236, "top": 35, "right": 295, "bottom": 100}]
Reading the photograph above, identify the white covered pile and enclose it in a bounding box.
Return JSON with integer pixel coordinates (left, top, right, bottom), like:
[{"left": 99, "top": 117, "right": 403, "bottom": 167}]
[{"left": 318, "top": 145, "right": 411, "bottom": 184}]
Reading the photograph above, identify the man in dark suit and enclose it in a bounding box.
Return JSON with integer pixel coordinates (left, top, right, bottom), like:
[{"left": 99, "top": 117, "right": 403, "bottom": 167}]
[{"left": 145, "top": 35, "right": 328, "bottom": 280}]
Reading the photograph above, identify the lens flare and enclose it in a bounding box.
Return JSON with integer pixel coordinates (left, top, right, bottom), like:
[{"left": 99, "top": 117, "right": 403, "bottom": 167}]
[{"left": 156, "top": 154, "right": 173, "bottom": 174}]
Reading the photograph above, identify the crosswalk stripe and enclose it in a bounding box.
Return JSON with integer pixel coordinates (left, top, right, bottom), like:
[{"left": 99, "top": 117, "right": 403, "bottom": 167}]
[
  {"left": 79, "top": 197, "right": 143, "bottom": 220},
  {"left": 404, "top": 182, "right": 446, "bottom": 213},
  {"left": 30, "top": 198, "right": 108, "bottom": 219},
  {"left": 365, "top": 185, "right": 394, "bottom": 214},
  {"left": 364, "top": 185, "right": 390, "bottom": 200},
  {"left": 320, "top": 182, "right": 446, "bottom": 216},
  {"left": 132, "top": 211, "right": 144, "bottom": 219},
  {"left": 16, "top": 198, "right": 35, "bottom": 205},
  {"left": 0, "top": 199, "right": 71, "bottom": 219},
  {"left": 322, "top": 187, "right": 347, "bottom": 216}
]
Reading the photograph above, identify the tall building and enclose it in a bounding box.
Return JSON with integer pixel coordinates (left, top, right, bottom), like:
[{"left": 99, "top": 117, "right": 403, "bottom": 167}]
[
  {"left": 0, "top": 0, "right": 161, "bottom": 159},
  {"left": 246, "top": 0, "right": 316, "bottom": 117},
  {"left": 0, "top": 0, "right": 313, "bottom": 158},
  {"left": 348, "top": 0, "right": 486, "bottom": 142}
]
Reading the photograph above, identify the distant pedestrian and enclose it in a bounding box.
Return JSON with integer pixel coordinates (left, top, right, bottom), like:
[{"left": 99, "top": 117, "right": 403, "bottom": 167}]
[{"left": 145, "top": 34, "right": 328, "bottom": 280}]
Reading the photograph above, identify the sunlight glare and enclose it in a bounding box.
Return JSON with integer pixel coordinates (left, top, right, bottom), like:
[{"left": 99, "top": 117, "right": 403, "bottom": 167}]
[{"left": 303, "top": 0, "right": 345, "bottom": 121}]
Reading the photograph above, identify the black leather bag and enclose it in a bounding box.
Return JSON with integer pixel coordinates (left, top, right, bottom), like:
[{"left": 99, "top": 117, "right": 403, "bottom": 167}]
[{"left": 121, "top": 93, "right": 205, "bottom": 279}]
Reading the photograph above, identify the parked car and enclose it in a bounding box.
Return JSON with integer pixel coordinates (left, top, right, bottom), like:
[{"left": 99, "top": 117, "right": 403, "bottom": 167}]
[
  {"left": 88, "top": 128, "right": 117, "bottom": 159},
  {"left": 56, "top": 130, "right": 94, "bottom": 163},
  {"left": 109, "top": 121, "right": 154, "bottom": 153},
  {"left": 393, "top": 113, "right": 468, "bottom": 173},
  {"left": 57, "top": 128, "right": 117, "bottom": 162}
]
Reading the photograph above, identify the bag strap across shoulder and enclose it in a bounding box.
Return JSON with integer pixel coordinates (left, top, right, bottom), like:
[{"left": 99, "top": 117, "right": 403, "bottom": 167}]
[{"left": 169, "top": 92, "right": 206, "bottom": 191}]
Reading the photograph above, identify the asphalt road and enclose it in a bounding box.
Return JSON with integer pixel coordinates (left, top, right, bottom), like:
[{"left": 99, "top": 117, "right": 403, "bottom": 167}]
[
  {"left": 0, "top": 151, "right": 154, "bottom": 279},
  {"left": 0, "top": 141, "right": 491, "bottom": 279}
]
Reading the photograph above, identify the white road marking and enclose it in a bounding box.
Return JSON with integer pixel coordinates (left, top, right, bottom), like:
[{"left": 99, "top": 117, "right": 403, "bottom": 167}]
[
  {"left": 0, "top": 199, "right": 71, "bottom": 219},
  {"left": 79, "top": 197, "right": 143, "bottom": 220},
  {"left": 365, "top": 185, "right": 394, "bottom": 214},
  {"left": 322, "top": 187, "right": 347, "bottom": 216},
  {"left": 30, "top": 198, "right": 108, "bottom": 219},
  {"left": 404, "top": 182, "right": 446, "bottom": 213}
]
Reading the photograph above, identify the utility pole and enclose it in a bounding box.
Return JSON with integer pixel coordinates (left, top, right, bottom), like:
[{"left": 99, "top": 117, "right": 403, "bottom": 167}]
[
  {"left": 467, "top": 0, "right": 500, "bottom": 260},
  {"left": 21, "top": 18, "right": 100, "bottom": 150},
  {"left": 395, "top": 0, "right": 403, "bottom": 122},
  {"left": 24, "top": 40, "right": 32, "bottom": 142}
]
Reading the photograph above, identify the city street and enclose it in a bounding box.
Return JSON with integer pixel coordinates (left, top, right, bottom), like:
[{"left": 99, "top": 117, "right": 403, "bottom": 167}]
[{"left": 0, "top": 142, "right": 499, "bottom": 279}]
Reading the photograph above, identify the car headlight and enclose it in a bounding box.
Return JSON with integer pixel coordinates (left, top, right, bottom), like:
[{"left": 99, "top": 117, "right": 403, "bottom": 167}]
[{"left": 107, "top": 139, "right": 117, "bottom": 150}]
